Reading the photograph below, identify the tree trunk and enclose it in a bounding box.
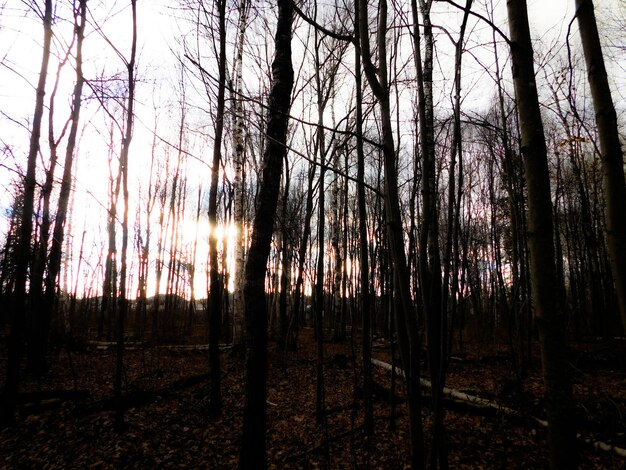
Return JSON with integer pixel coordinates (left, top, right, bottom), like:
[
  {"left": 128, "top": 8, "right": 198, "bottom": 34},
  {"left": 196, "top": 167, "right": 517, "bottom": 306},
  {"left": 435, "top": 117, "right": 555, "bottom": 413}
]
[
  {"left": 313, "top": 20, "right": 328, "bottom": 424},
  {"left": 506, "top": 0, "right": 577, "bottom": 467},
  {"left": 238, "top": 0, "right": 293, "bottom": 466},
  {"left": 28, "top": 34, "right": 74, "bottom": 374},
  {"left": 0, "top": 0, "right": 53, "bottom": 428},
  {"left": 114, "top": 0, "right": 137, "bottom": 431},
  {"left": 289, "top": 156, "right": 316, "bottom": 350},
  {"left": 231, "top": 0, "right": 249, "bottom": 350},
  {"left": 575, "top": 0, "right": 626, "bottom": 335},
  {"left": 278, "top": 161, "right": 291, "bottom": 350},
  {"left": 359, "top": 0, "right": 424, "bottom": 466},
  {"left": 413, "top": 0, "right": 448, "bottom": 466},
  {"left": 331, "top": 145, "right": 344, "bottom": 341},
  {"left": 207, "top": 0, "right": 227, "bottom": 417},
  {"left": 41, "top": 0, "right": 87, "bottom": 370},
  {"left": 353, "top": 8, "right": 373, "bottom": 434}
]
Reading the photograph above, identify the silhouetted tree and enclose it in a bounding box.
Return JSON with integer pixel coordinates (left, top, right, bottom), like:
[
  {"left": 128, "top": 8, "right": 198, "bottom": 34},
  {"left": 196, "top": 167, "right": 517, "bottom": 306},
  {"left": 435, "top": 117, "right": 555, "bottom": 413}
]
[
  {"left": 238, "top": 0, "right": 294, "bottom": 466},
  {"left": 507, "top": 0, "right": 577, "bottom": 467}
]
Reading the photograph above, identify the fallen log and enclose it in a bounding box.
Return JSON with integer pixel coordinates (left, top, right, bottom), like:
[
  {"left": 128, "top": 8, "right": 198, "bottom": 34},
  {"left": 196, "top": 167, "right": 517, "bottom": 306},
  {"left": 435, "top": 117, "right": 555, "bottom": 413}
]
[
  {"left": 17, "top": 389, "right": 90, "bottom": 404},
  {"left": 156, "top": 344, "right": 233, "bottom": 352},
  {"left": 17, "top": 390, "right": 90, "bottom": 416},
  {"left": 81, "top": 372, "right": 211, "bottom": 415},
  {"left": 86, "top": 341, "right": 232, "bottom": 352},
  {"left": 87, "top": 340, "right": 146, "bottom": 351},
  {"left": 371, "top": 358, "right": 626, "bottom": 458}
]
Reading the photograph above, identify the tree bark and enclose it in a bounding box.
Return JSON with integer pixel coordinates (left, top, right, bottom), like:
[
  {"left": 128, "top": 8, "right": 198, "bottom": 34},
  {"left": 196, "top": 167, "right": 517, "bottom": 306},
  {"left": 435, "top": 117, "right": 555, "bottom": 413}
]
[
  {"left": 231, "top": 0, "right": 250, "bottom": 350},
  {"left": 506, "top": 0, "right": 577, "bottom": 467},
  {"left": 575, "top": 0, "right": 626, "bottom": 335},
  {"left": 413, "top": 0, "right": 448, "bottom": 466},
  {"left": 238, "top": 0, "right": 293, "bottom": 466}
]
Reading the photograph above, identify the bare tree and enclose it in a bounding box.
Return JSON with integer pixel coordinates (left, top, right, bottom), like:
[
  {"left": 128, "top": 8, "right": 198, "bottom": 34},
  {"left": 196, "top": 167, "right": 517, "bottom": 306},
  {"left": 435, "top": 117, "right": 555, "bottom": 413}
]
[
  {"left": 231, "top": 0, "right": 250, "bottom": 351},
  {"left": 506, "top": 0, "right": 577, "bottom": 467},
  {"left": 28, "top": 22, "right": 76, "bottom": 374},
  {"left": 575, "top": 0, "right": 626, "bottom": 335},
  {"left": 206, "top": 0, "right": 227, "bottom": 416},
  {"left": 352, "top": 4, "right": 373, "bottom": 435},
  {"left": 41, "top": 0, "right": 87, "bottom": 369},
  {"left": 100, "top": 121, "right": 120, "bottom": 342},
  {"left": 358, "top": 0, "right": 424, "bottom": 467},
  {"left": 238, "top": 0, "right": 293, "bottom": 466},
  {"left": 0, "top": 0, "right": 53, "bottom": 428},
  {"left": 114, "top": 0, "right": 137, "bottom": 430},
  {"left": 411, "top": 0, "right": 447, "bottom": 466},
  {"left": 134, "top": 108, "right": 161, "bottom": 340}
]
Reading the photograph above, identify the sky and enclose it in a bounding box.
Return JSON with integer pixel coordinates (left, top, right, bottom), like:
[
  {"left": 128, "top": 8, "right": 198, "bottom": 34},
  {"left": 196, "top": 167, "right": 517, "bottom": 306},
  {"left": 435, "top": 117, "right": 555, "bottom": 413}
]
[{"left": 0, "top": 0, "right": 623, "bottom": 299}]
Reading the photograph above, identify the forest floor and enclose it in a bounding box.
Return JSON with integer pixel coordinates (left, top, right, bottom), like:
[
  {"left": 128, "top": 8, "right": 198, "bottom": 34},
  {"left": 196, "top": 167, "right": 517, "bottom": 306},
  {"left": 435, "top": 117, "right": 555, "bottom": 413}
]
[{"left": 1, "top": 328, "right": 626, "bottom": 469}]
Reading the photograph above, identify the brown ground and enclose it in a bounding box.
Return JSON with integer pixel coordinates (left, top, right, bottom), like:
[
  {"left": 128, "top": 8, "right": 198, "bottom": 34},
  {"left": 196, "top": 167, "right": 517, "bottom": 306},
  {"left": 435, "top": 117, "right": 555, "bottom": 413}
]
[{"left": 1, "top": 329, "right": 625, "bottom": 469}]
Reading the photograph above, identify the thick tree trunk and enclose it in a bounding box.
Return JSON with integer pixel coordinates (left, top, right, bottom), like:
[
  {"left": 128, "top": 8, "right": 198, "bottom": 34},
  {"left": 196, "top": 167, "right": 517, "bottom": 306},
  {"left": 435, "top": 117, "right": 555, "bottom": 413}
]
[
  {"left": 238, "top": 0, "right": 293, "bottom": 467},
  {"left": 506, "top": 0, "right": 577, "bottom": 467},
  {"left": 492, "top": 11, "right": 531, "bottom": 375},
  {"left": 575, "top": 0, "right": 626, "bottom": 335},
  {"left": 413, "top": 0, "right": 448, "bottom": 467}
]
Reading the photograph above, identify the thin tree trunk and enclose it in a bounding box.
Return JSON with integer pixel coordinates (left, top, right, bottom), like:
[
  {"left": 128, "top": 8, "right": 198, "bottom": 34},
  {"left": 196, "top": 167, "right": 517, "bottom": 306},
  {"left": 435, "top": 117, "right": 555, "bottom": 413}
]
[
  {"left": 231, "top": 0, "right": 250, "bottom": 351},
  {"left": 0, "top": 0, "right": 53, "bottom": 427},
  {"left": 277, "top": 159, "right": 291, "bottom": 349},
  {"left": 188, "top": 186, "right": 202, "bottom": 334},
  {"left": 359, "top": 0, "right": 424, "bottom": 466},
  {"left": 41, "top": 0, "right": 87, "bottom": 371},
  {"left": 152, "top": 168, "right": 169, "bottom": 340},
  {"left": 28, "top": 34, "right": 75, "bottom": 374},
  {"left": 313, "top": 19, "right": 328, "bottom": 424},
  {"left": 136, "top": 114, "right": 159, "bottom": 340},
  {"left": 331, "top": 145, "right": 344, "bottom": 341},
  {"left": 289, "top": 154, "right": 316, "bottom": 350},
  {"left": 353, "top": 7, "right": 373, "bottom": 434},
  {"left": 206, "top": 0, "right": 227, "bottom": 416},
  {"left": 114, "top": 0, "right": 137, "bottom": 431}
]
